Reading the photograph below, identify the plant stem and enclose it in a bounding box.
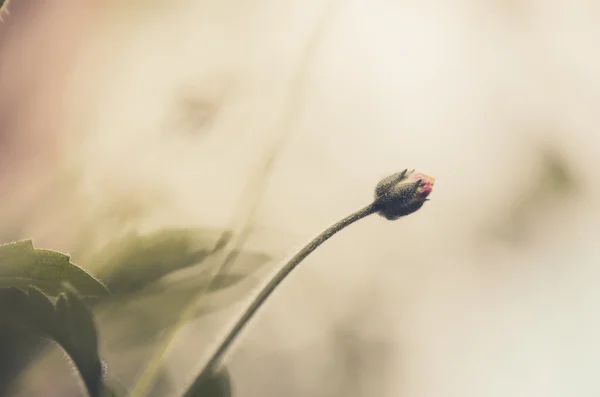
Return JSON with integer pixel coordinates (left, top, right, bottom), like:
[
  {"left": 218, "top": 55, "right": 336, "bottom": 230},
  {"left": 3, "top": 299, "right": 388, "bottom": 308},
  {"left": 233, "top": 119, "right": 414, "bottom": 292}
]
[{"left": 188, "top": 202, "right": 379, "bottom": 390}]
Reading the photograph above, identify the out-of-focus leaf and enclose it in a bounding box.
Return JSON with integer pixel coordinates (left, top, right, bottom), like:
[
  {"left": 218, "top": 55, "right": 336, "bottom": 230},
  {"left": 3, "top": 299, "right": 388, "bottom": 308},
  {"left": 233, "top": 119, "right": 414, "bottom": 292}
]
[
  {"left": 0, "top": 0, "right": 9, "bottom": 15},
  {"left": 92, "top": 228, "right": 231, "bottom": 294},
  {"left": 101, "top": 386, "right": 121, "bottom": 397},
  {"left": 483, "top": 146, "right": 578, "bottom": 244},
  {"left": 101, "top": 377, "right": 129, "bottom": 397},
  {"left": 183, "top": 369, "right": 232, "bottom": 397},
  {"left": 56, "top": 286, "right": 104, "bottom": 397},
  {"left": 0, "top": 325, "right": 38, "bottom": 395},
  {"left": 0, "top": 240, "right": 108, "bottom": 298},
  {"left": 97, "top": 251, "right": 271, "bottom": 348},
  {"left": 0, "top": 286, "right": 104, "bottom": 397},
  {"left": 101, "top": 274, "right": 253, "bottom": 348}
]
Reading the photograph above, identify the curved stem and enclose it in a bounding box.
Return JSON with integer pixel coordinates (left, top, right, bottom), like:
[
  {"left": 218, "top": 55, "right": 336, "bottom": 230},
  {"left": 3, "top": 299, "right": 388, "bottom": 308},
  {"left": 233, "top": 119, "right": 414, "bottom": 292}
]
[{"left": 188, "top": 202, "right": 379, "bottom": 390}]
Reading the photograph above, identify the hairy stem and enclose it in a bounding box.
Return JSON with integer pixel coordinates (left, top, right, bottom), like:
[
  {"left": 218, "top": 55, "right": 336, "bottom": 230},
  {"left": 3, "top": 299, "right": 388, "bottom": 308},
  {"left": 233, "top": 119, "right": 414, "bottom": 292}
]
[
  {"left": 129, "top": 4, "right": 346, "bottom": 395},
  {"left": 186, "top": 202, "right": 379, "bottom": 392}
]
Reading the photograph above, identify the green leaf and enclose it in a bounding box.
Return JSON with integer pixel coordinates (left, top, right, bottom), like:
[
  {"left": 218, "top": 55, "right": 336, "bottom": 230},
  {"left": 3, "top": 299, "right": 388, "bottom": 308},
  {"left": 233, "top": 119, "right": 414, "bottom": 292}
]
[
  {"left": 27, "top": 287, "right": 56, "bottom": 333},
  {"left": 92, "top": 228, "right": 231, "bottom": 294},
  {"left": 0, "top": 286, "right": 104, "bottom": 397},
  {"left": 97, "top": 250, "right": 270, "bottom": 348},
  {"left": 100, "top": 273, "right": 254, "bottom": 348},
  {"left": 0, "top": 0, "right": 9, "bottom": 14},
  {"left": 100, "top": 376, "right": 129, "bottom": 397},
  {"left": 0, "top": 240, "right": 108, "bottom": 297},
  {"left": 183, "top": 369, "right": 232, "bottom": 397},
  {"left": 101, "top": 386, "right": 121, "bottom": 397},
  {"left": 56, "top": 287, "right": 104, "bottom": 396}
]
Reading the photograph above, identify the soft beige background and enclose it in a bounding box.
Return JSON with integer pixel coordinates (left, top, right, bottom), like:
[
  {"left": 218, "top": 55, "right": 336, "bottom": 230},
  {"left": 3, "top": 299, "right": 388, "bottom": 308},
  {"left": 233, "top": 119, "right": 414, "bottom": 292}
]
[{"left": 2, "top": 1, "right": 600, "bottom": 396}]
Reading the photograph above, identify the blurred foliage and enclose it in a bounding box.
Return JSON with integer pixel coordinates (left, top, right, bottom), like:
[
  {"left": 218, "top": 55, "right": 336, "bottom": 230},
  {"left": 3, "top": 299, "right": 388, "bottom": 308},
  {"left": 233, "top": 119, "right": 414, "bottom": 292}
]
[
  {"left": 0, "top": 240, "right": 108, "bottom": 298},
  {"left": 91, "top": 228, "right": 231, "bottom": 295},
  {"left": 183, "top": 369, "right": 232, "bottom": 397},
  {"left": 0, "top": 241, "right": 107, "bottom": 396},
  {"left": 97, "top": 250, "right": 268, "bottom": 349},
  {"left": 0, "top": 229, "right": 271, "bottom": 397},
  {"left": 0, "top": 287, "right": 103, "bottom": 396},
  {"left": 485, "top": 146, "right": 579, "bottom": 244}
]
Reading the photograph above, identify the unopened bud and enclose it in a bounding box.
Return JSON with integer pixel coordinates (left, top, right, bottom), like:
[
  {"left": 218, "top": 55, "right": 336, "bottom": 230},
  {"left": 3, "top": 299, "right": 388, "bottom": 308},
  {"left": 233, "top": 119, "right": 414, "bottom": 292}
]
[{"left": 374, "top": 169, "right": 435, "bottom": 220}]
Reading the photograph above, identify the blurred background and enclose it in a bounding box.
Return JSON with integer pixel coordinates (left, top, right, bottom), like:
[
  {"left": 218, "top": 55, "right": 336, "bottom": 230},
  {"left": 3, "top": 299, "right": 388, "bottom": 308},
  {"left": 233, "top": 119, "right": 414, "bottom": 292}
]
[{"left": 2, "top": 0, "right": 600, "bottom": 396}]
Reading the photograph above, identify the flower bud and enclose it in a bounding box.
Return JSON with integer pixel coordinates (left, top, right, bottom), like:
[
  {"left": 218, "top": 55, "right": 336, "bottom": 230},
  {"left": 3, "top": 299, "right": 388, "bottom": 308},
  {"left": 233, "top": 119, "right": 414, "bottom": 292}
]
[{"left": 374, "top": 169, "right": 435, "bottom": 220}]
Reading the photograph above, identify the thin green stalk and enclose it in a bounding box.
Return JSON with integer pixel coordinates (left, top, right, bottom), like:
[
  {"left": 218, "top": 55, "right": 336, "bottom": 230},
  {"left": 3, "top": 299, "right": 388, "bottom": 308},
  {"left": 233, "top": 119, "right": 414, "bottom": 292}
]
[
  {"left": 185, "top": 202, "right": 379, "bottom": 393},
  {"left": 131, "top": 167, "right": 435, "bottom": 397},
  {"left": 129, "top": 3, "right": 345, "bottom": 394}
]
